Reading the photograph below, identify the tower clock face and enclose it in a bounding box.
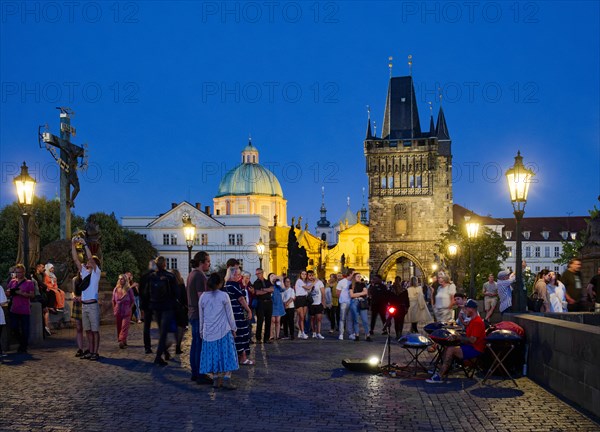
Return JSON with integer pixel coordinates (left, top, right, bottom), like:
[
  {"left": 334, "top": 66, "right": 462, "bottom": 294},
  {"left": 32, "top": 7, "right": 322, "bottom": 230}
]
[{"left": 182, "top": 211, "right": 190, "bottom": 220}]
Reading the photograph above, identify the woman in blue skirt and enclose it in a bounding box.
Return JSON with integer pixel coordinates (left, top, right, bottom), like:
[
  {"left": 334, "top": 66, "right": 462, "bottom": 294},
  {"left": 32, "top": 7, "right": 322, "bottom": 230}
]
[
  {"left": 223, "top": 267, "right": 254, "bottom": 365},
  {"left": 199, "top": 273, "right": 239, "bottom": 390},
  {"left": 269, "top": 273, "right": 286, "bottom": 341}
]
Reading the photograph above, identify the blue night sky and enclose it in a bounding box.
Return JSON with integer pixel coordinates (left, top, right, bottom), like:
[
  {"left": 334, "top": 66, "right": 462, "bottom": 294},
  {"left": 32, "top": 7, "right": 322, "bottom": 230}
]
[{"left": 1, "top": 1, "right": 599, "bottom": 226}]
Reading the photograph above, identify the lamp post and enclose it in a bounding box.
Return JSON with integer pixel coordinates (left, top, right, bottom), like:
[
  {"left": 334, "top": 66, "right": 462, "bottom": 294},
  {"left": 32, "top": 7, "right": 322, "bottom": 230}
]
[
  {"left": 256, "top": 237, "right": 265, "bottom": 269},
  {"left": 506, "top": 151, "right": 534, "bottom": 312},
  {"left": 465, "top": 216, "right": 480, "bottom": 300},
  {"left": 183, "top": 217, "right": 196, "bottom": 273},
  {"left": 447, "top": 243, "right": 458, "bottom": 285},
  {"left": 14, "top": 162, "right": 36, "bottom": 269}
]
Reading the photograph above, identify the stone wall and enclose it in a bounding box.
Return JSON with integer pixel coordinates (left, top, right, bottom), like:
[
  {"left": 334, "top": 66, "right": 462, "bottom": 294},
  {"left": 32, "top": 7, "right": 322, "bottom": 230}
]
[{"left": 510, "top": 314, "right": 600, "bottom": 417}]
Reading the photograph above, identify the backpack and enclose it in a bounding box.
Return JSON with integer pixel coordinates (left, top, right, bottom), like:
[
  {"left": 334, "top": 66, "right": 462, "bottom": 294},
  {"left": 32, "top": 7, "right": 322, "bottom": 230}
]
[{"left": 149, "top": 271, "right": 170, "bottom": 303}]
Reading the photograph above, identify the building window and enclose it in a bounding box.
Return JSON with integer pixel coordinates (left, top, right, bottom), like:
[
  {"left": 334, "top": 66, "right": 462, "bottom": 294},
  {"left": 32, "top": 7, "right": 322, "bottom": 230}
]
[
  {"left": 542, "top": 231, "right": 549, "bottom": 240},
  {"left": 409, "top": 175, "right": 414, "bottom": 188},
  {"left": 534, "top": 247, "right": 540, "bottom": 258},
  {"left": 162, "top": 234, "right": 177, "bottom": 245},
  {"left": 381, "top": 176, "right": 387, "bottom": 188},
  {"left": 228, "top": 234, "right": 235, "bottom": 246},
  {"left": 194, "top": 234, "right": 201, "bottom": 246},
  {"left": 201, "top": 234, "right": 208, "bottom": 246},
  {"left": 523, "top": 231, "right": 531, "bottom": 240},
  {"left": 167, "top": 258, "right": 178, "bottom": 270},
  {"left": 141, "top": 234, "right": 147, "bottom": 240},
  {"left": 554, "top": 266, "right": 559, "bottom": 272},
  {"left": 504, "top": 231, "right": 512, "bottom": 240},
  {"left": 534, "top": 266, "right": 540, "bottom": 272},
  {"left": 236, "top": 234, "right": 243, "bottom": 246},
  {"left": 525, "top": 246, "right": 531, "bottom": 258},
  {"left": 415, "top": 175, "right": 422, "bottom": 188},
  {"left": 388, "top": 176, "right": 394, "bottom": 188},
  {"left": 238, "top": 259, "right": 244, "bottom": 269},
  {"left": 544, "top": 246, "right": 550, "bottom": 257},
  {"left": 238, "top": 204, "right": 246, "bottom": 213},
  {"left": 507, "top": 246, "right": 513, "bottom": 257},
  {"left": 554, "top": 246, "right": 560, "bottom": 257}
]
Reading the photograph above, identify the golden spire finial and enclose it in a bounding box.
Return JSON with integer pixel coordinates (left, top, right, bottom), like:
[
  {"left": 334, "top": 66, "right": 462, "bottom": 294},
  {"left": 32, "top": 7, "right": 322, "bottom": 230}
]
[
  {"left": 388, "top": 56, "right": 393, "bottom": 78},
  {"left": 366, "top": 105, "right": 371, "bottom": 120},
  {"left": 408, "top": 54, "right": 413, "bottom": 76}
]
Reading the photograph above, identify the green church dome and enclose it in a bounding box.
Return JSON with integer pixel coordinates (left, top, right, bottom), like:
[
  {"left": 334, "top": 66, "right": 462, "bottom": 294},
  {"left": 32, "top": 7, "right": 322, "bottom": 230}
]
[{"left": 216, "top": 142, "right": 284, "bottom": 198}]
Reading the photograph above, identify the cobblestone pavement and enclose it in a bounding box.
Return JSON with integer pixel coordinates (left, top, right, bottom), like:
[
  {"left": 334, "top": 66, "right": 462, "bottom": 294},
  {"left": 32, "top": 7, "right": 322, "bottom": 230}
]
[{"left": 1, "top": 321, "right": 598, "bottom": 432}]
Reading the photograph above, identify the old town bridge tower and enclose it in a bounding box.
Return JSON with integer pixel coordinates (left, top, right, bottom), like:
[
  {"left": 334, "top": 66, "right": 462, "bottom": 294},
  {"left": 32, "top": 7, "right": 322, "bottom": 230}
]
[{"left": 364, "top": 75, "right": 453, "bottom": 281}]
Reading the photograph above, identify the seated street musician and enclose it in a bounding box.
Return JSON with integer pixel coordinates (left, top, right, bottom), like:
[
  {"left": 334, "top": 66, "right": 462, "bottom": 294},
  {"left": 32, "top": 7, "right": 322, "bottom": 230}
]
[{"left": 426, "top": 299, "right": 486, "bottom": 383}]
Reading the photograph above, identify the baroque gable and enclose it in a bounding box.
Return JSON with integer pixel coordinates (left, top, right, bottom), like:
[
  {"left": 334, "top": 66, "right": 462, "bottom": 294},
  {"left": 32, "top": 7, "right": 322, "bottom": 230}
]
[{"left": 149, "top": 202, "right": 223, "bottom": 229}]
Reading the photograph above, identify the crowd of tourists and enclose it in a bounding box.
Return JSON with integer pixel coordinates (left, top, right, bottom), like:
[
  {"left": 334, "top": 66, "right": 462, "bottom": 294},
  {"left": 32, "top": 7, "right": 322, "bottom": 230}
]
[{"left": 2, "top": 248, "right": 599, "bottom": 388}]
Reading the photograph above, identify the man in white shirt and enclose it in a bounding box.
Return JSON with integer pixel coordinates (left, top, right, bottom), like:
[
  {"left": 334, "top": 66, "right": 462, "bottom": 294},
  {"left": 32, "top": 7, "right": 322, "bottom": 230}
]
[
  {"left": 71, "top": 237, "right": 102, "bottom": 361},
  {"left": 336, "top": 268, "right": 354, "bottom": 340}
]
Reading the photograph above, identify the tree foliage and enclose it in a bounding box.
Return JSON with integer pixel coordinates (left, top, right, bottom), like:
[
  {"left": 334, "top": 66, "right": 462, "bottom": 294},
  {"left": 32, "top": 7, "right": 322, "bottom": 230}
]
[
  {"left": 0, "top": 198, "right": 84, "bottom": 278},
  {"left": 438, "top": 224, "right": 508, "bottom": 298},
  {"left": 87, "top": 212, "right": 157, "bottom": 281},
  {"left": 0, "top": 204, "right": 156, "bottom": 283}
]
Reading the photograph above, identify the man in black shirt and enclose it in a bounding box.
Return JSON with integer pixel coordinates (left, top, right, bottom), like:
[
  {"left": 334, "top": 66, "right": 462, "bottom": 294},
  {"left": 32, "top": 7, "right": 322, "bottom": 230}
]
[
  {"left": 250, "top": 268, "right": 273, "bottom": 343},
  {"left": 148, "top": 256, "right": 178, "bottom": 366},
  {"left": 368, "top": 274, "right": 388, "bottom": 335}
]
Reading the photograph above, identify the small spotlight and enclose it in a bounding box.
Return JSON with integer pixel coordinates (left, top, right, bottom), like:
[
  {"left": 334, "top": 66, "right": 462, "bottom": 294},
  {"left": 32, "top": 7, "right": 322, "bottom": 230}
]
[
  {"left": 387, "top": 306, "right": 396, "bottom": 316},
  {"left": 342, "top": 358, "right": 381, "bottom": 374}
]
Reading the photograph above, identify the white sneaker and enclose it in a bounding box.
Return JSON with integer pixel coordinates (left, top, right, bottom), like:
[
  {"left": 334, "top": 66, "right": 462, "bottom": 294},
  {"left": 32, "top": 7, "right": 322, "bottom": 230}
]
[
  {"left": 312, "top": 332, "right": 317, "bottom": 338},
  {"left": 338, "top": 334, "right": 344, "bottom": 340},
  {"left": 298, "top": 331, "right": 303, "bottom": 338},
  {"left": 301, "top": 333, "right": 309, "bottom": 340},
  {"left": 316, "top": 334, "right": 325, "bottom": 340},
  {"left": 349, "top": 333, "right": 356, "bottom": 339}
]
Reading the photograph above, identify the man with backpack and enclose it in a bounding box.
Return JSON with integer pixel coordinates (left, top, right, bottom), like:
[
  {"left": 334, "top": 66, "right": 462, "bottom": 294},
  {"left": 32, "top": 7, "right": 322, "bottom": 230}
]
[
  {"left": 147, "top": 256, "right": 178, "bottom": 366},
  {"left": 139, "top": 260, "right": 157, "bottom": 354}
]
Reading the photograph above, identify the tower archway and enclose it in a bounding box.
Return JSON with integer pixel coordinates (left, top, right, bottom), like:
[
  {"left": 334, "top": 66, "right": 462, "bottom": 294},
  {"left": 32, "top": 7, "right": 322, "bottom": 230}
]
[{"left": 376, "top": 250, "right": 426, "bottom": 283}]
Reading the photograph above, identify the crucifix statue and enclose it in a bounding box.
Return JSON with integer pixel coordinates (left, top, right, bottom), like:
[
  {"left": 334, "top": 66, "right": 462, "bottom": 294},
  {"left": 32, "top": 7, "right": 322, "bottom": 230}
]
[{"left": 39, "top": 107, "right": 88, "bottom": 240}]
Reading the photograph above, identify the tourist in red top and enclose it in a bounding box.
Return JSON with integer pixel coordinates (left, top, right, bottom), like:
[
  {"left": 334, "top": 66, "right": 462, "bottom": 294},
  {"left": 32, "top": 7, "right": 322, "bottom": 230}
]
[
  {"left": 426, "top": 299, "right": 486, "bottom": 383},
  {"left": 6, "top": 264, "right": 35, "bottom": 353}
]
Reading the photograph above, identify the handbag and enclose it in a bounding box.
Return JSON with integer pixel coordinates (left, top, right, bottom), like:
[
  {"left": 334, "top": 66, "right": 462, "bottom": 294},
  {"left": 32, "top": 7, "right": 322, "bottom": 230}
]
[
  {"left": 358, "top": 298, "right": 369, "bottom": 310},
  {"left": 527, "top": 292, "right": 544, "bottom": 312}
]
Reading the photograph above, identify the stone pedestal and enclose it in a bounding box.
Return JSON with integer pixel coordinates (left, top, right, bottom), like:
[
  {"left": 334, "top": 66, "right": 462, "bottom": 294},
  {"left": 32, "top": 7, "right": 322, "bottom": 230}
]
[{"left": 29, "top": 302, "right": 44, "bottom": 346}]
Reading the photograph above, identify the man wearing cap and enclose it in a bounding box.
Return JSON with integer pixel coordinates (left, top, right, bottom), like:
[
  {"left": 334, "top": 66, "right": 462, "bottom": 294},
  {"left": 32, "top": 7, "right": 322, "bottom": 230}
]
[
  {"left": 426, "top": 299, "right": 486, "bottom": 383},
  {"left": 496, "top": 269, "right": 515, "bottom": 316}
]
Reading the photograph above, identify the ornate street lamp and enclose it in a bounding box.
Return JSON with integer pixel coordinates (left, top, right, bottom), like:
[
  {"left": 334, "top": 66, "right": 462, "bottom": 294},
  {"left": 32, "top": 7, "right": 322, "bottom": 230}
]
[
  {"left": 506, "top": 151, "right": 535, "bottom": 312},
  {"left": 14, "top": 162, "right": 36, "bottom": 269},
  {"left": 447, "top": 243, "right": 458, "bottom": 285},
  {"left": 256, "top": 237, "right": 265, "bottom": 269},
  {"left": 465, "top": 215, "right": 480, "bottom": 300},
  {"left": 183, "top": 216, "right": 196, "bottom": 272}
]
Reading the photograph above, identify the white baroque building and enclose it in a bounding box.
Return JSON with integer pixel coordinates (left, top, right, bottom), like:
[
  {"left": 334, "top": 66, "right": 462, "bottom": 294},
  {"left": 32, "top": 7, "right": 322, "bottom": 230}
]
[
  {"left": 122, "top": 201, "right": 271, "bottom": 280},
  {"left": 454, "top": 204, "right": 586, "bottom": 275}
]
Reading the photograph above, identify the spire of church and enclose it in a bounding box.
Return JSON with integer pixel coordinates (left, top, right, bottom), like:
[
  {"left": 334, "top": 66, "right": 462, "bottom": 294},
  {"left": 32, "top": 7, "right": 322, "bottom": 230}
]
[
  {"left": 317, "top": 186, "right": 331, "bottom": 227},
  {"left": 360, "top": 187, "right": 368, "bottom": 224}
]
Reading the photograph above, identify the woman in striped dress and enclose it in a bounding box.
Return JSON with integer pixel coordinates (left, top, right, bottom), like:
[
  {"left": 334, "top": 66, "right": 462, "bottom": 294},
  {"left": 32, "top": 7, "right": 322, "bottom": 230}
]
[{"left": 223, "top": 266, "right": 254, "bottom": 365}]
